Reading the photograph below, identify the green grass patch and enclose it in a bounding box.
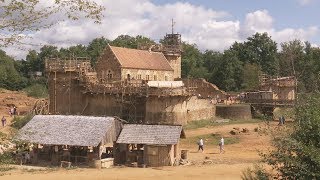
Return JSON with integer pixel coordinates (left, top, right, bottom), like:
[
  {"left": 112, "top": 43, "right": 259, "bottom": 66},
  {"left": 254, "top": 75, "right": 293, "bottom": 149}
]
[
  {"left": 11, "top": 114, "right": 34, "bottom": 129},
  {"left": 182, "top": 133, "right": 240, "bottom": 146},
  {"left": 0, "top": 152, "right": 14, "bottom": 167},
  {"left": 23, "top": 83, "right": 48, "bottom": 98},
  {"left": 184, "top": 118, "right": 262, "bottom": 130},
  {"left": 0, "top": 132, "right": 6, "bottom": 139}
]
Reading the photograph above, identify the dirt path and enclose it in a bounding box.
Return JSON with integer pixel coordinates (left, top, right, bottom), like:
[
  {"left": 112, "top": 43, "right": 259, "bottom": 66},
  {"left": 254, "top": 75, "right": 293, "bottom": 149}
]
[{"left": 2, "top": 163, "right": 254, "bottom": 180}]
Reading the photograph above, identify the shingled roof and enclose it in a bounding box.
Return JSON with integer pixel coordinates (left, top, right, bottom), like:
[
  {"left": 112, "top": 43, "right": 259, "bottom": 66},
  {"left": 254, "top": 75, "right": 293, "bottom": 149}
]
[
  {"left": 16, "top": 115, "right": 119, "bottom": 147},
  {"left": 116, "top": 124, "right": 185, "bottom": 145},
  {"left": 109, "top": 45, "right": 173, "bottom": 71}
]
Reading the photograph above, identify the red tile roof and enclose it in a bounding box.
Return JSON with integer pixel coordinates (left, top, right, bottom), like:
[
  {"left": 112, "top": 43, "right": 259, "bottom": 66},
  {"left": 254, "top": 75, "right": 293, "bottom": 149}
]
[{"left": 109, "top": 45, "right": 173, "bottom": 71}]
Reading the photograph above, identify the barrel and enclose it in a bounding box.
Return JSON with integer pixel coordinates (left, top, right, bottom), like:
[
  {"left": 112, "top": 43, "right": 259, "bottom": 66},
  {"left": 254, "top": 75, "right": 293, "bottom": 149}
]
[{"left": 181, "top": 150, "right": 188, "bottom": 160}]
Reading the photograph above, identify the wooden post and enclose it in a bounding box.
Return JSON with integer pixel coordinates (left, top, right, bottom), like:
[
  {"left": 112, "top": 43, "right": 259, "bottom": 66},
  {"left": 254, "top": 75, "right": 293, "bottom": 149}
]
[{"left": 54, "top": 70, "right": 57, "bottom": 113}]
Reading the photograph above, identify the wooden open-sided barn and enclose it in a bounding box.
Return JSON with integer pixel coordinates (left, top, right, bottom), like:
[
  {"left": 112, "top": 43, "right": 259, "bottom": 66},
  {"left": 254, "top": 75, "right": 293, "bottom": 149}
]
[
  {"left": 16, "top": 115, "right": 122, "bottom": 167},
  {"left": 115, "top": 124, "right": 185, "bottom": 167}
]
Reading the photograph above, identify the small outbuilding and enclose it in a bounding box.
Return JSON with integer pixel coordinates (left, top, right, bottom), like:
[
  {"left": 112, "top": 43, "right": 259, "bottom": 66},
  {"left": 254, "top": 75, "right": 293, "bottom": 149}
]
[
  {"left": 16, "top": 115, "right": 122, "bottom": 167},
  {"left": 115, "top": 124, "right": 185, "bottom": 167}
]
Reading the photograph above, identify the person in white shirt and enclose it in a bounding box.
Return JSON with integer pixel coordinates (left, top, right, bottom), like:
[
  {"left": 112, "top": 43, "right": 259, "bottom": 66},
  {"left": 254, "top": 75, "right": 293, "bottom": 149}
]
[
  {"left": 198, "top": 138, "right": 204, "bottom": 152},
  {"left": 25, "top": 152, "right": 30, "bottom": 164},
  {"left": 219, "top": 137, "right": 225, "bottom": 154}
]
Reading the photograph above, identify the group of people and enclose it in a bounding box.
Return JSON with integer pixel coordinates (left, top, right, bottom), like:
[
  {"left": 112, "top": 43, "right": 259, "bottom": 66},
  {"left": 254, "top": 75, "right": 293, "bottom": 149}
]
[
  {"left": 1, "top": 106, "right": 18, "bottom": 127},
  {"left": 198, "top": 137, "right": 225, "bottom": 154},
  {"left": 9, "top": 106, "right": 17, "bottom": 116}
]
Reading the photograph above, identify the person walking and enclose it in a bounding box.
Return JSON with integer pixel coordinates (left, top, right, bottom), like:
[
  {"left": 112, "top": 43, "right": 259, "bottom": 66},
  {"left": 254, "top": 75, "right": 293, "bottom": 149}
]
[
  {"left": 282, "top": 116, "right": 286, "bottom": 125},
  {"left": 13, "top": 106, "right": 17, "bottom": 115},
  {"left": 1, "top": 116, "right": 6, "bottom": 127},
  {"left": 198, "top": 138, "right": 204, "bottom": 152},
  {"left": 219, "top": 137, "right": 225, "bottom": 154}
]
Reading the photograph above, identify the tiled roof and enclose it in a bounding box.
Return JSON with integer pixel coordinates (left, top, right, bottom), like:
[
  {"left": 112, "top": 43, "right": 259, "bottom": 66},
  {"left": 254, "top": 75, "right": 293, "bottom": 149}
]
[
  {"left": 16, "top": 115, "right": 118, "bottom": 147},
  {"left": 110, "top": 45, "right": 173, "bottom": 71},
  {"left": 116, "top": 124, "right": 183, "bottom": 145}
]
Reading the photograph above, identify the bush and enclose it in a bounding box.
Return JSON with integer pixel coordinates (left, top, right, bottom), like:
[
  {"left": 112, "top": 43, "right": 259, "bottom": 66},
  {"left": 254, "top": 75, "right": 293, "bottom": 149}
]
[
  {"left": 260, "top": 94, "right": 320, "bottom": 179},
  {"left": 23, "top": 83, "right": 48, "bottom": 98},
  {"left": 11, "top": 114, "right": 34, "bottom": 129},
  {"left": 241, "top": 164, "right": 270, "bottom": 180},
  {"left": 0, "top": 152, "right": 14, "bottom": 166}
]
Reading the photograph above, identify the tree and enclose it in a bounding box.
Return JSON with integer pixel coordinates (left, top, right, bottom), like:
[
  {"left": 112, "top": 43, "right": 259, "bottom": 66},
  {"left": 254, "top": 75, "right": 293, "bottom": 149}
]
[
  {"left": 260, "top": 94, "right": 320, "bottom": 179},
  {"left": 278, "top": 40, "right": 319, "bottom": 93},
  {"left": 110, "top": 35, "right": 154, "bottom": 49},
  {"left": 135, "top": 35, "right": 155, "bottom": 49},
  {"left": 87, "top": 37, "right": 110, "bottom": 66},
  {"left": 37, "top": 45, "right": 59, "bottom": 73},
  {"left": 278, "top": 40, "right": 304, "bottom": 77},
  {"left": 59, "top": 44, "right": 88, "bottom": 58},
  {"left": 0, "top": 49, "right": 28, "bottom": 90},
  {"left": 110, "top": 35, "right": 136, "bottom": 48},
  {"left": 181, "top": 43, "right": 208, "bottom": 79},
  {"left": 25, "top": 50, "right": 39, "bottom": 73},
  {"left": 241, "top": 63, "right": 261, "bottom": 91},
  {"left": 309, "top": 47, "right": 320, "bottom": 92},
  {"left": 0, "top": 0, "right": 104, "bottom": 47},
  {"left": 231, "top": 33, "right": 278, "bottom": 75},
  {"left": 215, "top": 50, "right": 243, "bottom": 91},
  {"left": 203, "top": 50, "right": 223, "bottom": 83}
]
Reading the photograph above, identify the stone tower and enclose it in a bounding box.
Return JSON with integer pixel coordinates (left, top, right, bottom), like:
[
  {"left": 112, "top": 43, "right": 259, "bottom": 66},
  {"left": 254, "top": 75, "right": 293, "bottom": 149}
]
[{"left": 161, "top": 33, "right": 182, "bottom": 80}]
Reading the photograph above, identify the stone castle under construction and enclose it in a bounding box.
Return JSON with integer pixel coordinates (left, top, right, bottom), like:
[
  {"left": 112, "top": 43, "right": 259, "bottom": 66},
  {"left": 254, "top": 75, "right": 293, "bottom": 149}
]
[{"left": 45, "top": 33, "right": 226, "bottom": 125}]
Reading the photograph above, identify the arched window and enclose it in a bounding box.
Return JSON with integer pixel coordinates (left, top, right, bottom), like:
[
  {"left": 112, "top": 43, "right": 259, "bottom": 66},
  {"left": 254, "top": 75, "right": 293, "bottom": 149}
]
[{"left": 107, "top": 70, "right": 113, "bottom": 79}]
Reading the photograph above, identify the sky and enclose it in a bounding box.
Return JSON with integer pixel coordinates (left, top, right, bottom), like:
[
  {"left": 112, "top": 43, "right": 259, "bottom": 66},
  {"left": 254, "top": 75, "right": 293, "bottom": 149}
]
[{"left": 3, "top": 0, "right": 320, "bottom": 59}]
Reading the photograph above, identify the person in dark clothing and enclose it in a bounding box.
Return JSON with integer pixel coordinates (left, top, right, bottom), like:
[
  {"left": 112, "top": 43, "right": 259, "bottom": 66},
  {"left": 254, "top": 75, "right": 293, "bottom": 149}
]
[
  {"left": 282, "top": 116, "right": 285, "bottom": 124},
  {"left": 13, "top": 106, "right": 17, "bottom": 115},
  {"left": 1, "top": 116, "right": 6, "bottom": 127}
]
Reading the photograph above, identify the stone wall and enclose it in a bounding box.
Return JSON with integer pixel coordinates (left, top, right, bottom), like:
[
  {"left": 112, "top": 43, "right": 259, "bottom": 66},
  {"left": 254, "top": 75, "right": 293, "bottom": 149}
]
[
  {"left": 165, "top": 54, "right": 181, "bottom": 79},
  {"left": 215, "top": 105, "right": 252, "bottom": 119},
  {"left": 145, "top": 96, "right": 215, "bottom": 125},
  {"left": 96, "top": 46, "right": 122, "bottom": 81}
]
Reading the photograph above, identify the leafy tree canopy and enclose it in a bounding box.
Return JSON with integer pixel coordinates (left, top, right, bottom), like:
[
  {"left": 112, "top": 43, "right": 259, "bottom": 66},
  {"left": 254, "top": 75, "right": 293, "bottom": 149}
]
[{"left": 0, "top": 0, "right": 104, "bottom": 47}]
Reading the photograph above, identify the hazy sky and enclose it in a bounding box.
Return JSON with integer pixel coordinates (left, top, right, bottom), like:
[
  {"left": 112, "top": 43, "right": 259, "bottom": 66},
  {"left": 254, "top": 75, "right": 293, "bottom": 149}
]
[{"left": 4, "top": 0, "right": 320, "bottom": 59}]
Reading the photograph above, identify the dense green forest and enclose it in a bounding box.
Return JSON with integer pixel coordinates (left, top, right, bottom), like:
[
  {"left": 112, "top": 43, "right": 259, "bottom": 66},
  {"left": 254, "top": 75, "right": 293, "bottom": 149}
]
[{"left": 1, "top": 32, "right": 320, "bottom": 93}]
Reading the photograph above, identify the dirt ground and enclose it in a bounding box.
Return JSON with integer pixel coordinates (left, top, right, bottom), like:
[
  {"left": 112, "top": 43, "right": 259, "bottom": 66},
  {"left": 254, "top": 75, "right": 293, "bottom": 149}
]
[
  {"left": 0, "top": 89, "right": 38, "bottom": 134},
  {"left": 0, "top": 90, "right": 275, "bottom": 180},
  {"left": 1, "top": 121, "right": 275, "bottom": 180}
]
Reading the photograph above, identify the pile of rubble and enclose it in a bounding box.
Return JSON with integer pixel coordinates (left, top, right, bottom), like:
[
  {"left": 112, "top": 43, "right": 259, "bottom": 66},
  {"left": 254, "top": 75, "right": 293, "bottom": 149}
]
[
  {"left": 229, "top": 127, "right": 250, "bottom": 135},
  {"left": 178, "top": 159, "right": 192, "bottom": 166}
]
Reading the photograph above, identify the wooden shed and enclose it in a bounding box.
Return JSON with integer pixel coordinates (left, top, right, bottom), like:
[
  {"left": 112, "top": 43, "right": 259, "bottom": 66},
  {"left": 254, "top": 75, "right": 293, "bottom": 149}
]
[
  {"left": 16, "top": 115, "right": 122, "bottom": 166},
  {"left": 116, "top": 124, "right": 185, "bottom": 167}
]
